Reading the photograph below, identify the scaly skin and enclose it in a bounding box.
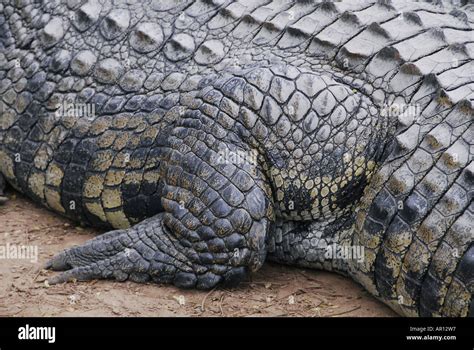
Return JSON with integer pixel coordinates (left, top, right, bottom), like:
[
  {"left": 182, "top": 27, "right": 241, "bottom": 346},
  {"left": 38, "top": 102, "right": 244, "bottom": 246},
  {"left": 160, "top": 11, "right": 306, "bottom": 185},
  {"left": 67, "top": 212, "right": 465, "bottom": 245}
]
[{"left": 0, "top": 0, "right": 472, "bottom": 316}]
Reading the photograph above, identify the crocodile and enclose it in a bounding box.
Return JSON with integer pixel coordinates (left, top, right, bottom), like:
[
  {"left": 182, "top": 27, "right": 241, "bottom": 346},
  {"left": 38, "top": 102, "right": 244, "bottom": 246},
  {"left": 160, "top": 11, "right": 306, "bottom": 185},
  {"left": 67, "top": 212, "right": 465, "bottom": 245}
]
[{"left": 0, "top": 0, "right": 472, "bottom": 317}]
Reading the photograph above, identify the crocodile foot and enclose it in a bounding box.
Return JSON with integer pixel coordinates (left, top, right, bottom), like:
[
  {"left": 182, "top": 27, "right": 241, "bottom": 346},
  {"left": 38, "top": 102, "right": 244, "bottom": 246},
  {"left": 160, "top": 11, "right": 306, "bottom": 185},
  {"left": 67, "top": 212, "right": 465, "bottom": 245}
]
[
  {"left": 46, "top": 213, "right": 212, "bottom": 287},
  {"left": 46, "top": 208, "right": 267, "bottom": 288}
]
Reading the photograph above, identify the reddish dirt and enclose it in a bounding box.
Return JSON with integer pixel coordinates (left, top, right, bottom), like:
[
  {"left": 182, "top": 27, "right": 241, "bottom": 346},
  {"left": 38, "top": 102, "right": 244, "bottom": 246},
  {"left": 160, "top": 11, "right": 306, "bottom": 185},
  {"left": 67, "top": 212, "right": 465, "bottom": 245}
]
[{"left": 0, "top": 191, "right": 396, "bottom": 317}]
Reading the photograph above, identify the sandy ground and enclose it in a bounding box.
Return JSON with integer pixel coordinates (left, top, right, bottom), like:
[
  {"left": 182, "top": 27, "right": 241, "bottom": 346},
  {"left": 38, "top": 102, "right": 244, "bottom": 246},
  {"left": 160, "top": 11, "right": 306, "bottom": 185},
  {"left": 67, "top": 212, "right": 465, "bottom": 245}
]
[{"left": 0, "top": 191, "right": 396, "bottom": 317}]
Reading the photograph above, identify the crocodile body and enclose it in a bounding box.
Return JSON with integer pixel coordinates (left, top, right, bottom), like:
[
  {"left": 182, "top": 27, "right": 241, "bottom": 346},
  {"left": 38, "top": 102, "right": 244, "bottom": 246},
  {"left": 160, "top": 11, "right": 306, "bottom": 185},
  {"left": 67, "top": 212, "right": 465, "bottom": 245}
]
[{"left": 0, "top": 0, "right": 472, "bottom": 317}]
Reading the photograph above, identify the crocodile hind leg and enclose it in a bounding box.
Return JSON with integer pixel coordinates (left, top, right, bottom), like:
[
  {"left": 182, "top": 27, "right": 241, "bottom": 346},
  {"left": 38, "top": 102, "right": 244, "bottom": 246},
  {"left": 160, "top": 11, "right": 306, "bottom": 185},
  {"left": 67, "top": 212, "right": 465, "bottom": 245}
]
[{"left": 46, "top": 110, "right": 274, "bottom": 288}]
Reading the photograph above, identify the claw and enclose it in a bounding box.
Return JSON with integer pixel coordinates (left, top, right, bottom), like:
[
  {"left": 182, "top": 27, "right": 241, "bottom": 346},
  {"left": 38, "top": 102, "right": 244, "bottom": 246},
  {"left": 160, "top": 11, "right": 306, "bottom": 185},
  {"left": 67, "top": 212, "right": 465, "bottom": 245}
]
[
  {"left": 47, "top": 266, "right": 100, "bottom": 284},
  {"left": 44, "top": 250, "right": 72, "bottom": 271},
  {"left": 45, "top": 245, "right": 141, "bottom": 284},
  {"left": 45, "top": 214, "right": 167, "bottom": 285},
  {"left": 46, "top": 238, "right": 143, "bottom": 284}
]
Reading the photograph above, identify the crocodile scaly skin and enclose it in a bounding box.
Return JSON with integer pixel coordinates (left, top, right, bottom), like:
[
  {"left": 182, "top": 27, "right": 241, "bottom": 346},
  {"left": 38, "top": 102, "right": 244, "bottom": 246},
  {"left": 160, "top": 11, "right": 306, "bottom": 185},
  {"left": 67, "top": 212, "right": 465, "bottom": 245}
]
[{"left": 0, "top": 0, "right": 472, "bottom": 316}]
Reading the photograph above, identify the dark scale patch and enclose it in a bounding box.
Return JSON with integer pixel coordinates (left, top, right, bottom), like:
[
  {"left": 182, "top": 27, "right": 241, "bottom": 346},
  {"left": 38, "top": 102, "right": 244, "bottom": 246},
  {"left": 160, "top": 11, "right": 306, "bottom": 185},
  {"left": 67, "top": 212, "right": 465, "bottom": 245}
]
[
  {"left": 399, "top": 191, "right": 428, "bottom": 224},
  {"left": 90, "top": 93, "right": 109, "bottom": 114},
  {"left": 16, "top": 112, "right": 38, "bottom": 132},
  {"left": 71, "top": 138, "right": 97, "bottom": 167},
  {"left": 222, "top": 266, "right": 247, "bottom": 287},
  {"left": 367, "top": 188, "right": 398, "bottom": 226},
  {"left": 322, "top": 212, "right": 353, "bottom": 237},
  {"left": 159, "top": 94, "right": 179, "bottom": 110},
  {"left": 139, "top": 177, "right": 158, "bottom": 196},
  {"left": 381, "top": 137, "right": 398, "bottom": 160},
  {"left": 39, "top": 56, "right": 52, "bottom": 71},
  {"left": 123, "top": 195, "right": 149, "bottom": 224},
  {"left": 61, "top": 164, "right": 86, "bottom": 194},
  {"left": 334, "top": 173, "right": 369, "bottom": 210},
  {"left": 121, "top": 178, "right": 141, "bottom": 199},
  {"left": 419, "top": 272, "right": 445, "bottom": 317},
  {"left": 14, "top": 162, "right": 34, "bottom": 194},
  {"left": 364, "top": 216, "right": 385, "bottom": 236},
  {"left": 36, "top": 82, "right": 55, "bottom": 101},
  {"left": 139, "top": 131, "right": 160, "bottom": 147},
  {"left": 129, "top": 148, "right": 148, "bottom": 170},
  {"left": 456, "top": 244, "right": 474, "bottom": 285},
  {"left": 146, "top": 193, "right": 163, "bottom": 218},
  {"left": 375, "top": 216, "right": 411, "bottom": 297},
  {"left": 374, "top": 250, "right": 397, "bottom": 298},
  {"left": 283, "top": 184, "right": 313, "bottom": 213},
  {"left": 153, "top": 132, "right": 174, "bottom": 151},
  {"left": 27, "top": 71, "right": 47, "bottom": 92},
  {"left": 142, "top": 95, "right": 162, "bottom": 112},
  {"left": 61, "top": 190, "right": 86, "bottom": 223},
  {"left": 19, "top": 139, "right": 40, "bottom": 163},
  {"left": 29, "top": 124, "right": 46, "bottom": 142},
  {"left": 173, "top": 272, "right": 197, "bottom": 288},
  {"left": 372, "top": 133, "right": 392, "bottom": 164},
  {"left": 387, "top": 214, "right": 411, "bottom": 236},
  {"left": 316, "top": 154, "right": 342, "bottom": 178},
  {"left": 234, "top": 122, "right": 252, "bottom": 140},
  {"left": 18, "top": 34, "right": 34, "bottom": 50},
  {"left": 25, "top": 61, "right": 41, "bottom": 79},
  {"left": 61, "top": 164, "right": 88, "bottom": 222},
  {"left": 464, "top": 167, "right": 474, "bottom": 186},
  {"left": 49, "top": 49, "right": 71, "bottom": 73},
  {"left": 102, "top": 96, "right": 125, "bottom": 114},
  {"left": 24, "top": 100, "right": 42, "bottom": 120},
  {"left": 54, "top": 138, "right": 78, "bottom": 164},
  {"left": 403, "top": 269, "right": 423, "bottom": 305},
  {"left": 197, "top": 272, "right": 222, "bottom": 289},
  {"left": 124, "top": 95, "right": 145, "bottom": 111},
  {"left": 267, "top": 149, "right": 287, "bottom": 168},
  {"left": 180, "top": 151, "right": 203, "bottom": 176}
]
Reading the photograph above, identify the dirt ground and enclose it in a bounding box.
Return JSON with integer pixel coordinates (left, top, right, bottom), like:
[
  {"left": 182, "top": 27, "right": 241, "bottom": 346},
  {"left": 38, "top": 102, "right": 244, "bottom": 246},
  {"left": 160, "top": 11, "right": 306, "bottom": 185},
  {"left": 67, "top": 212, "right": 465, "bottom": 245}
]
[{"left": 0, "top": 191, "right": 396, "bottom": 317}]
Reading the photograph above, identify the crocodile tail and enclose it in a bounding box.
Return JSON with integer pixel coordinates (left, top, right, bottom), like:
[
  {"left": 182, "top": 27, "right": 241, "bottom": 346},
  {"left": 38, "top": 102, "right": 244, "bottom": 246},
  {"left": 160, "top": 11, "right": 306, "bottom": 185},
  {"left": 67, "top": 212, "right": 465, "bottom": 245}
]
[{"left": 351, "top": 91, "right": 473, "bottom": 316}]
